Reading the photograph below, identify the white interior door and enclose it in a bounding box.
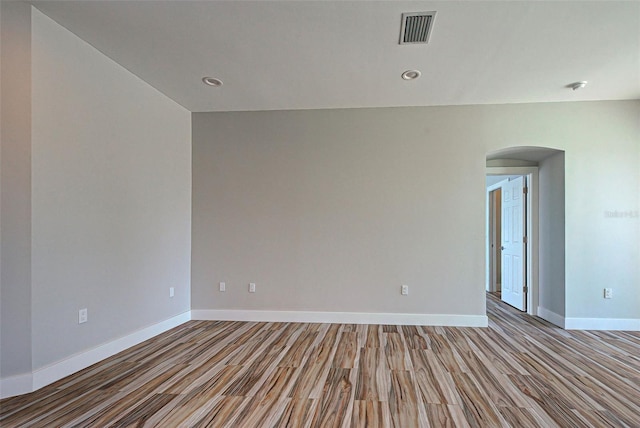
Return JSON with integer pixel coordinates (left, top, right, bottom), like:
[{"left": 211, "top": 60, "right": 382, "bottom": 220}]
[{"left": 501, "top": 176, "right": 526, "bottom": 311}]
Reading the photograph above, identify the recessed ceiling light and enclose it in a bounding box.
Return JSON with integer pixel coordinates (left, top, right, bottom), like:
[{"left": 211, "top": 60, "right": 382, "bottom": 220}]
[
  {"left": 202, "top": 77, "right": 223, "bottom": 87},
  {"left": 402, "top": 70, "right": 421, "bottom": 80},
  {"left": 568, "top": 81, "right": 587, "bottom": 91}
]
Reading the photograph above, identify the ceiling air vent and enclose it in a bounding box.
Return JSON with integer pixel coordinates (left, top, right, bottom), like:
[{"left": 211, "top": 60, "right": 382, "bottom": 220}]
[{"left": 399, "top": 12, "right": 436, "bottom": 45}]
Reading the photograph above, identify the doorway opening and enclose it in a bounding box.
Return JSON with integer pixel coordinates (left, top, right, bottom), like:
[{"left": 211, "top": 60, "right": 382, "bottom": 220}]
[
  {"left": 486, "top": 171, "right": 536, "bottom": 313},
  {"left": 485, "top": 146, "right": 566, "bottom": 324}
]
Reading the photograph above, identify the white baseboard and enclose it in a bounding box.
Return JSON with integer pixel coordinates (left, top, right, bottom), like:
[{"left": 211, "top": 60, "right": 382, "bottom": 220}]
[
  {"left": 564, "top": 317, "right": 640, "bottom": 331},
  {"left": 191, "top": 309, "right": 488, "bottom": 327},
  {"left": 536, "top": 308, "right": 640, "bottom": 331},
  {"left": 0, "top": 311, "right": 191, "bottom": 399},
  {"left": 537, "top": 306, "right": 565, "bottom": 328}
]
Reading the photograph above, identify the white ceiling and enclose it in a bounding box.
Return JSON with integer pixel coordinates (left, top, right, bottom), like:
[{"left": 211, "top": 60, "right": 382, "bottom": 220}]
[{"left": 31, "top": 1, "right": 640, "bottom": 113}]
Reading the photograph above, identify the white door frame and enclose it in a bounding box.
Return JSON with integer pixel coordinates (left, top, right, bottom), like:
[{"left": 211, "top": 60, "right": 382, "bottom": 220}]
[{"left": 486, "top": 167, "right": 539, "bottom": 316}]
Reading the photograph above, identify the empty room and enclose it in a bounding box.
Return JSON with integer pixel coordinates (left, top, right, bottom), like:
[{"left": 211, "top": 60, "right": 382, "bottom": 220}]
[{"left": 1, "top": 1, "right": 639, "bottom": 426}]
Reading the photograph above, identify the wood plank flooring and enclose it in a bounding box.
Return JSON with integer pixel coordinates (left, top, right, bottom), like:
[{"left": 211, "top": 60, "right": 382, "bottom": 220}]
[{"left": 2, "top": 294, "right": 639, "bottom": 427}]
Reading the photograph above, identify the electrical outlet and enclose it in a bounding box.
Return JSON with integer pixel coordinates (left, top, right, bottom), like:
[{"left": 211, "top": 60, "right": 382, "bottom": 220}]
[
  {"left": 169, "top": 287, "right": 175, "bottom": 298},
  {"left": 219, "top": 282, "right": 226, "bottom": 292},
  {"left": 78, "top": 308, "right": 88, "bottom": 324},
  {"left": 249, "top": 282, "right": 256, "bottom": 293},
  {"left": 604, "top": 288, "right": 613, "bottom": 299},
  {"left": 401, "top": 285, "right": 409, "bottom": 295}
]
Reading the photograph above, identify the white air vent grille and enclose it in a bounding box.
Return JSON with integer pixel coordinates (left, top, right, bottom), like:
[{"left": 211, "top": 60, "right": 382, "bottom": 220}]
[{"left": 400, "top": 12, "right": 436, "bottom": 44}]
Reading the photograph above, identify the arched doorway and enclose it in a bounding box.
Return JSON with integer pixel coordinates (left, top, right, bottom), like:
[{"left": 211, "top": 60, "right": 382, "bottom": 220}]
[{"left": 486, "top": 147, "right": 566, "bottom": 326}]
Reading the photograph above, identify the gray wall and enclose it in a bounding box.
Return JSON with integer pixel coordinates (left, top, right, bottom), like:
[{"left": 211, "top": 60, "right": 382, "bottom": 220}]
[
  {"left": 192, "top": 101, "right": 640, "bottom": 321},
  {"left": 1, "top": 1, "right": 33, "bottom": 379},
  {"left": 560, "top": 105, "right": 639, "bottom": 319},
  {"left": 539, "top": 152, "right": 566, "bottom": 316},
  {"left": 192, "top": 108, "right": 488, "bottom": 316},
  {"left": 1, "top": 6, "right": 192, "bottom": 379},
  {"left": 29, "top": 9, "right": 192, "bottom": 370}
]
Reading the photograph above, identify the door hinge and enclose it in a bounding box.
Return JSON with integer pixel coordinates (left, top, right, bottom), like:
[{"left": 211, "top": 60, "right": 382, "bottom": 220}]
[
  {"left": 523, "top": 236, "right": 528, "bottom": 244},
  {"left": 523, "top": 187, "right": 528, "bottom": 194},
  {"left": 523, "top": 286, "right": 528, "bottom": 293}
]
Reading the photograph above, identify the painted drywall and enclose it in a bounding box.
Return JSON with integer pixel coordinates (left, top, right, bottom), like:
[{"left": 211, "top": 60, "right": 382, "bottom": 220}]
[
  {"left": 538, "top": 152, "right": 566, "bottom": 317},
  {"left": 30, "top": 9, "right": 192, "bottom": 370},
  {"left": 0, "top": 1, "right": 33, "bottom": 379},
  {"left": 563, "top": 107, "right": 639, "bottom": 319},
  {"left": 192, "top": 108, "right": 488, "bottom": 317},
  {"left": 192, "top": 101, "right": 639, "bottom": 322}
]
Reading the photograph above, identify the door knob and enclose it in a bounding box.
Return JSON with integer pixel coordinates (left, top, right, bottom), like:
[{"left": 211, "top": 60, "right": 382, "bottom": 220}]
[{"left": 501, "top": 246, "right": 505, "bottom": 250}]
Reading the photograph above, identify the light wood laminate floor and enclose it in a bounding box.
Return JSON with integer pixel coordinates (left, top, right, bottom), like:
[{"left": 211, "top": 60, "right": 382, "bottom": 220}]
[{"left": 2, "top": 294, "right": 639, "bottom": 427}]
